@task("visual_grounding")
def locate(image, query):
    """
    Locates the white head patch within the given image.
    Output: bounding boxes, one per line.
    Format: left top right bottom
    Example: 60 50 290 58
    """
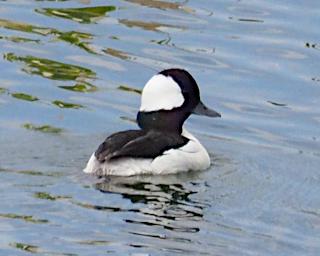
140 74 184 112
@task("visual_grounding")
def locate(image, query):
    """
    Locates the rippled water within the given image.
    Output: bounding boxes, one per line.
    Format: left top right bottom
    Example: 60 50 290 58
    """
1 0 320 255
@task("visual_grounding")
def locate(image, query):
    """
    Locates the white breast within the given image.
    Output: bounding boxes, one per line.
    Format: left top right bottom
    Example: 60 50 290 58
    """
83 128 210 176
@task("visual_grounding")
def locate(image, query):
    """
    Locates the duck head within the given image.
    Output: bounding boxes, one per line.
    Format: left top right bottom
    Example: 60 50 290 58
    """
137 69 221 133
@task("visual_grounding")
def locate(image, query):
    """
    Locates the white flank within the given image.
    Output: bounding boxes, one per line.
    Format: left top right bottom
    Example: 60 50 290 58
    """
140 74 184 112
150 128 210 174
83 153 153 176
83 128 211 176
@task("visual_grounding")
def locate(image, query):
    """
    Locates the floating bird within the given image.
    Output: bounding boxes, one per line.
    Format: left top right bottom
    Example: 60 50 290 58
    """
84 69 221 176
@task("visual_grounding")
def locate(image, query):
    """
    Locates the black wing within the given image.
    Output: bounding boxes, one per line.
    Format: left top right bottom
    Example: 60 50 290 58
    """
95 130 189 162
95 130 145 162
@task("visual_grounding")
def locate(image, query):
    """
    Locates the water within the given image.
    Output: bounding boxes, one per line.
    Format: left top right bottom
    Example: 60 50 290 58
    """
0 0 320 255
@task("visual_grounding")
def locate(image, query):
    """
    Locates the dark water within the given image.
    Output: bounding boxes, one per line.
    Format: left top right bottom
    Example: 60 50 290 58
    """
1 0 320 255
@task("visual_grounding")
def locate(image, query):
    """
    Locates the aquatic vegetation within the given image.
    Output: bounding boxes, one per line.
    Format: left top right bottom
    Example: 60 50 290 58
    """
4 53 96 81
119 19 180 31
0 89 39 102
54 30 95 54
23 123 63 133
18 170 63 177
52 100 83 109
103 48 131 60
124 0 194 13
59 82 97 92
0 19 95 53
118 85 142 94
0 35 40 43
125 0 181 10
36 6 116 24
78 240 110 245
0 168 63 177
18 170 44 176
10 242 39 253
34 191 70 201
0 18 51 36
34 192 57 200
0 213 48 223
11 92 39 102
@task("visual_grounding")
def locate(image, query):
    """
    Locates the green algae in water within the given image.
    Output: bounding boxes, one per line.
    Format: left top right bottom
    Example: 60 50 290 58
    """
18 170 63 177
36 6 116 24
56 30 95 54
103 48 131 60
59 82 97 92
10 242 39 253
34 192 56 200
18 170 44 176
4 53 96 81
0 168 62 177
0 35 40 43
118 85 141 94
0 18 51 36
23 123 63 133
124 0 194 13
52 100 83 109
11 92 39 102
34 192 70 201
119 19 179 31
0 213 48 224
102 48 134 60
0 19 96 54
125 0 181 10
54 30 96 54
78 240 111 245
0 87 7 94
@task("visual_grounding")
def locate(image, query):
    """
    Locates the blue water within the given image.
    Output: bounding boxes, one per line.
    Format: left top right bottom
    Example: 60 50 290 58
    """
0 0 320 255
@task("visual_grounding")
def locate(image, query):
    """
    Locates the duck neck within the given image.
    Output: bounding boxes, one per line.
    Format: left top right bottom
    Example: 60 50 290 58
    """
137 110 190 134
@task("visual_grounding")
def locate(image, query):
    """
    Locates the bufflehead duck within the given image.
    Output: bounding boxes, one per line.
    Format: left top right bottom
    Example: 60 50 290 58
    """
84 69 221 176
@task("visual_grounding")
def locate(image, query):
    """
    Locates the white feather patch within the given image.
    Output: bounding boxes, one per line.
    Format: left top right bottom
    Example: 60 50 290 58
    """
140 74 184 112
151 128 210 174
83 153 153 176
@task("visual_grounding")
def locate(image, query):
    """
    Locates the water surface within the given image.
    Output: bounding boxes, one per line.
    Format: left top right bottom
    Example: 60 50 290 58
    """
0 0 320 255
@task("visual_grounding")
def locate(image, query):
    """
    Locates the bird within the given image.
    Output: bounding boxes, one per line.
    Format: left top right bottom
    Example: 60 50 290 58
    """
83 68 221 176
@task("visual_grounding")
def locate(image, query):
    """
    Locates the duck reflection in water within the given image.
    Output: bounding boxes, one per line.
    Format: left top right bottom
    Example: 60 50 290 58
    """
95 173 206 233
